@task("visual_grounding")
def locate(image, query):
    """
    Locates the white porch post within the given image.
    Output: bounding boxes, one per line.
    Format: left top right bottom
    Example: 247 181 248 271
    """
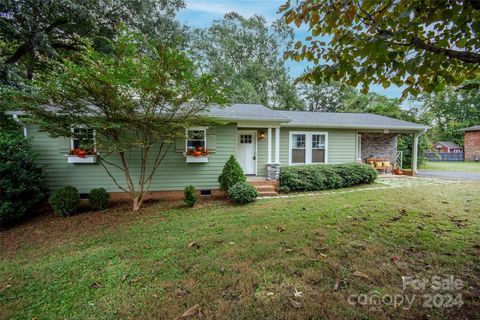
267 127 272 163
275 127 280 163
412 132 419 173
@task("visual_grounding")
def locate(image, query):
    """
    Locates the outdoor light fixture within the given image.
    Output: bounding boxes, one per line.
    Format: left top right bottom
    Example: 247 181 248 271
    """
259 131 266 140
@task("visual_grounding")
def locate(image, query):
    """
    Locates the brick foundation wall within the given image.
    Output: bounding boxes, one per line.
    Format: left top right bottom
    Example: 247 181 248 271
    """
361 133 398 164
109 189 226 202
464 131 480 161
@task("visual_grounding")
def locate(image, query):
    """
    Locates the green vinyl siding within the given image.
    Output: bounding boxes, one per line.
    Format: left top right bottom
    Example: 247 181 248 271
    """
28 124 237 193
29 124 357 193
279 127 356 165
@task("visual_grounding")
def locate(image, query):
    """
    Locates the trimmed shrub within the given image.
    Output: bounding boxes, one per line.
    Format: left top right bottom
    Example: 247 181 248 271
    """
280 163 377 192
228 181 258 205
0 132 46 225
218 155 246 191
88 188 110 211
49 186 80 216
184 185 197 207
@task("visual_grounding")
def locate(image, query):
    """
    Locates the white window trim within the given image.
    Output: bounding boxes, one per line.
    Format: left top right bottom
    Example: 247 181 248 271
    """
356 133 362 161
185 127 207 152
288 131 328 165
70 126 96 151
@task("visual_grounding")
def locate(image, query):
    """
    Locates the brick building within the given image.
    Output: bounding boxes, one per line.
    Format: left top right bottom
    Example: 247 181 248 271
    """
432 141 463 153
461 125 480 161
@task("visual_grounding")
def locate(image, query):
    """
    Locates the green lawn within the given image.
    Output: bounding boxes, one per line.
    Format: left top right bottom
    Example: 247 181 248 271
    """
1 181 479 319
422 161 480 172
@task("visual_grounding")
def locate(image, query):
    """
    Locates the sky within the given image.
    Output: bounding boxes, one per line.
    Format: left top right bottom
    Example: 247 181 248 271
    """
178 0 405 99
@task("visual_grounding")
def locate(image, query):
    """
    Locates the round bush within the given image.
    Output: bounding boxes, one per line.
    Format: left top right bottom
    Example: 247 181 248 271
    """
0 132 46 225
88 188 110 211
218 155 246 191
49 186 80 216
228 181 258 205
184 185 197 207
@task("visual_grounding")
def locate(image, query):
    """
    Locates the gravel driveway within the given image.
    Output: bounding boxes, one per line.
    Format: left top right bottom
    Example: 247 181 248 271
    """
417 170 480 181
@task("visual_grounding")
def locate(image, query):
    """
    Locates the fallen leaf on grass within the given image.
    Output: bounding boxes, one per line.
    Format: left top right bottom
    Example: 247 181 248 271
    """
175 289 189 297
293 288 303 298
181 304 201 318
449 217 468 228
391 256 399 264
418 223 426 230
285 248 294 253
89 282 102 289
390 216 401 221
289 299 302 309
333 281 340 291
353 271 370 280
399 208 408 216
188 242 200 249
277 226 286 232
0 284 11 292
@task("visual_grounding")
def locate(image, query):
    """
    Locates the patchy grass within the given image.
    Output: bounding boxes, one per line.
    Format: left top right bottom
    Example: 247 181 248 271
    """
1 182 479 319
422 161 480 172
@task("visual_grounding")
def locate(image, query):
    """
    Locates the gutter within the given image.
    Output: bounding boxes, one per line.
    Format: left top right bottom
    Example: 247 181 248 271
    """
279 123 430 131
12 114 28 137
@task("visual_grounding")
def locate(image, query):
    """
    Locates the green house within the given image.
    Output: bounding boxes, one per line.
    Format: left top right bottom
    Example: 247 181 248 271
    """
7 104 428 198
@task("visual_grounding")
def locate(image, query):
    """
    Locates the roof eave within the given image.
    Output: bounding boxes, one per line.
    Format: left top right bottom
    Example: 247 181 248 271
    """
280 123 430 131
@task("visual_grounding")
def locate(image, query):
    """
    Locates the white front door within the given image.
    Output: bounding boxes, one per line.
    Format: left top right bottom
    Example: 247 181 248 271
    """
236 130 256 175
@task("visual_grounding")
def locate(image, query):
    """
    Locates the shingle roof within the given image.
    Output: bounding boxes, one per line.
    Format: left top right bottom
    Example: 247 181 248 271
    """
207 104 289 121
460 125 480 132
435 141 463 149
275 110 429 130
208 104 429 130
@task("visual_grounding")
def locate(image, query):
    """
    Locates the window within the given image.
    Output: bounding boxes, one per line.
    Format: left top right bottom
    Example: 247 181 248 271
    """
311 134 326 163
240 134 252 144
71 128 95 151
291 134 306 164
289 132 328 165
186 128 207 151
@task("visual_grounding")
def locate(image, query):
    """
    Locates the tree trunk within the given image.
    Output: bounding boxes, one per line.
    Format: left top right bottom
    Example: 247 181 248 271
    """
132 194 144 212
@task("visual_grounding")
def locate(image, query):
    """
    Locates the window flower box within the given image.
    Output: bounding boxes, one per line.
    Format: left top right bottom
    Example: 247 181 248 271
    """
67 148 97 164
185 155 209 163
67 155 97 164
184 146 209 163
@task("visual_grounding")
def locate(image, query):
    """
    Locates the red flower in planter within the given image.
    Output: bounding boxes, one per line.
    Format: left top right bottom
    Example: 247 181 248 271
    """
69 148 96 158
186 146 209 157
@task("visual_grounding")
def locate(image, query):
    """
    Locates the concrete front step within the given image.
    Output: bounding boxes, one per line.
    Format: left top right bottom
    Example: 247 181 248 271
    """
255 185 276 192
247 179 278 187
258 191 279 197
247 179 279 196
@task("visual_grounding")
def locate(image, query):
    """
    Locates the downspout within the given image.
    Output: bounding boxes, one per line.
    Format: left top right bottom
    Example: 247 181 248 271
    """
12 114 27 137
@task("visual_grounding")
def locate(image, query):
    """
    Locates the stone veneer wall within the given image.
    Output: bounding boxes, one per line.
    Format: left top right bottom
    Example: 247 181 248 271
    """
464 130 480 161
361 133 398 164
266 163 281 180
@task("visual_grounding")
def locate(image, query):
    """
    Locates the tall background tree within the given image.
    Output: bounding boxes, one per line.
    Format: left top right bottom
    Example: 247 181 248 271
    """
190 12 304 110
280 0 480 97
418 87 480 145
0 0 185 83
